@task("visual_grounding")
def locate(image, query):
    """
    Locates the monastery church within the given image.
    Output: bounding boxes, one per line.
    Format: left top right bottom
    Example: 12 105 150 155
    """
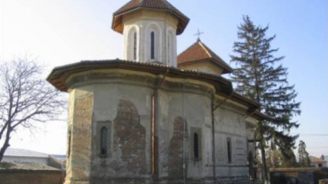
47 0 267 183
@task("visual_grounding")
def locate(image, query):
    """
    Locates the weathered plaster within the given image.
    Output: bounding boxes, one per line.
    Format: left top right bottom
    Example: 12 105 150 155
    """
63 69 256 184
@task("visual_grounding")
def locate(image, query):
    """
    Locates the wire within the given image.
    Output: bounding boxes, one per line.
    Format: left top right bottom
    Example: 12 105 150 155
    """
300 134 328 137
307 147 328 149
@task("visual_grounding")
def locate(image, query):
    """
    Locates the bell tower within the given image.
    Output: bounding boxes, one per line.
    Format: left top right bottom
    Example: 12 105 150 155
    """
112 0 189 67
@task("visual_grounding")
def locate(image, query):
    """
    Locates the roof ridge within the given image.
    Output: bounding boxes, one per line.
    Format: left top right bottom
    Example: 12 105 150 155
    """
177 40 233 74
198 41 213 59
198 41 233 72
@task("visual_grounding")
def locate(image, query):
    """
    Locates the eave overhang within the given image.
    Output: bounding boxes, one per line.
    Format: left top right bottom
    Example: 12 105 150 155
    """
47 59 231 93
47 59 269 121
112 7 189 35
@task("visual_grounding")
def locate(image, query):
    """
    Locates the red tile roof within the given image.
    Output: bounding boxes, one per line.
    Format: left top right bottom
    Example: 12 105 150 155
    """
177 40 233 74
112 0 189 35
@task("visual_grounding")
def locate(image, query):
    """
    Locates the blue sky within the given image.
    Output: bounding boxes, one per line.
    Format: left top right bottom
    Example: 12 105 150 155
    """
0 0 327 156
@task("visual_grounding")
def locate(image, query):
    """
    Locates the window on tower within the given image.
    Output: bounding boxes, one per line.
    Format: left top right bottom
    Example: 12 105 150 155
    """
151 31 155 60
133 32 137 60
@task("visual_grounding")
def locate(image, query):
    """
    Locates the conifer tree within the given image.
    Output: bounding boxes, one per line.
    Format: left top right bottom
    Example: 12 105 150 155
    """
230 16 301 180
298 140 310 167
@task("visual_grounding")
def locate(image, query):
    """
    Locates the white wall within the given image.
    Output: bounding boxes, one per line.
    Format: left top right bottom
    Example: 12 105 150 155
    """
122 10 178 66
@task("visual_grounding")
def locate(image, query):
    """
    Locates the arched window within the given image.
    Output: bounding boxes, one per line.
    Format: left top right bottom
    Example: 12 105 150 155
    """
150 31 155 60
193 133 199 160
146 24 161 62
127 27 138 61
133 32 137 60
167 30 175 65
100 127 108 155
168 32 171 63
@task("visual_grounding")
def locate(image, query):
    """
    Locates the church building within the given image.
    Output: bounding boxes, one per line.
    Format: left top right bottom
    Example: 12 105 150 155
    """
47 0 267 183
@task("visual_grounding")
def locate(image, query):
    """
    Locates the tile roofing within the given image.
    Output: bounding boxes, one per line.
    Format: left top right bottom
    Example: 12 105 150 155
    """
112 0 189 35
115 0 178 13
177 40 233 74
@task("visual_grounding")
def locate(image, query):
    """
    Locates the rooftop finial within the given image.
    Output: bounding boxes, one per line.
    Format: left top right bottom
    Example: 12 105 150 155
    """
194 29 204 41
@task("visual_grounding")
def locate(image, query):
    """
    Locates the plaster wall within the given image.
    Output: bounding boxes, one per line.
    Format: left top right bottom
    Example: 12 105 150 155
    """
90 83 153 180
157 89 213 181
65 80 154 184
122 10 178 66
63 69 254 184
214 106 249 180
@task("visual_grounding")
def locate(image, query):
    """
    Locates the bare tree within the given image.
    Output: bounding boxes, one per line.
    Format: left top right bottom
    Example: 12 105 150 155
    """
0 58 65 161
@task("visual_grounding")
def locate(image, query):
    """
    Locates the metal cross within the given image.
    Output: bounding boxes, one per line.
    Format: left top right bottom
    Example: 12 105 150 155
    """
194 29 204 41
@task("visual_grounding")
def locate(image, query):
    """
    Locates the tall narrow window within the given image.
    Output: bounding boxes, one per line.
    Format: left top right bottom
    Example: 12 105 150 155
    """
168 33 171 58
67 129 72 158
193 133 199 160
150 31 155 59
133 32 137 60
100 127 108 155
227 137 232 163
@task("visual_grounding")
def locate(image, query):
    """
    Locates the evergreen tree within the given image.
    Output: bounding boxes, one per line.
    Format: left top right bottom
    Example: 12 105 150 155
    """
230 16 301 180
298 140 310 167
280 148 297 167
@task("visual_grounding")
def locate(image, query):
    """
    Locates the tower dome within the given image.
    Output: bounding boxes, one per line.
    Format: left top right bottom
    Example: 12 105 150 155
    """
112 0 189 66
